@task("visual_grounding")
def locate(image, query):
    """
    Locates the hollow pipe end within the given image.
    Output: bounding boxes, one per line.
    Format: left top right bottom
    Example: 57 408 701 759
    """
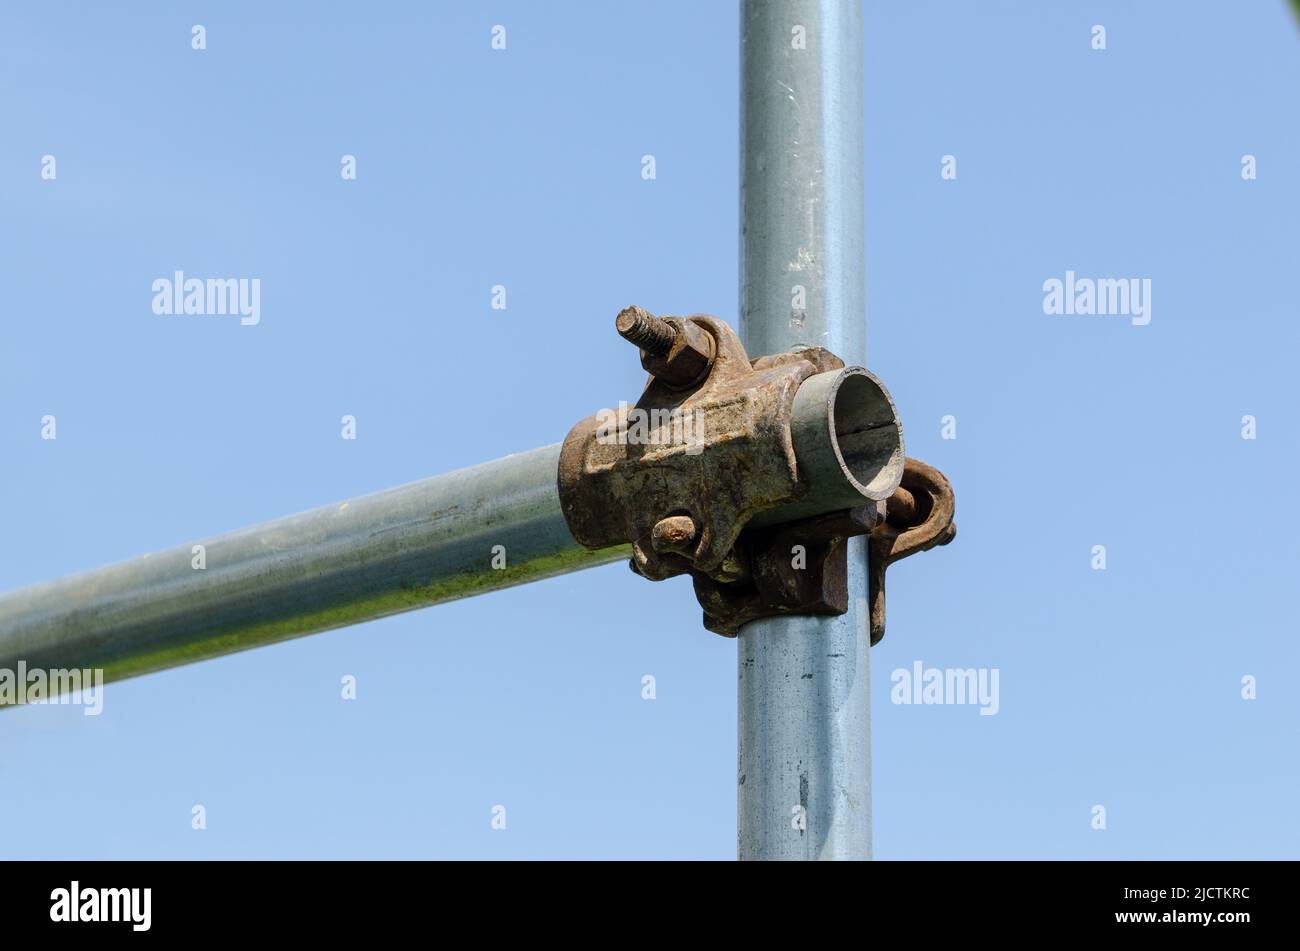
790 366 905 505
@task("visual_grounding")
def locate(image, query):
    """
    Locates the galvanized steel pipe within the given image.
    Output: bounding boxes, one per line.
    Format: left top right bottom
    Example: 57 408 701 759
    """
739 0 873 860
0 445 627 688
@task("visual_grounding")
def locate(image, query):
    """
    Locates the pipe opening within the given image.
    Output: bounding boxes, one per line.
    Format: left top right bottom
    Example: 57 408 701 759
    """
830 370 904 500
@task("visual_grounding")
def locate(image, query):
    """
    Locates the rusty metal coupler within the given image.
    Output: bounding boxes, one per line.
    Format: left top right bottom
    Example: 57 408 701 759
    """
558 306 955 641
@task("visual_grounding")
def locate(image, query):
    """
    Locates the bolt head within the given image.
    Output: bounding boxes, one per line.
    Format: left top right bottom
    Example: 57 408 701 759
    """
651 515 698 556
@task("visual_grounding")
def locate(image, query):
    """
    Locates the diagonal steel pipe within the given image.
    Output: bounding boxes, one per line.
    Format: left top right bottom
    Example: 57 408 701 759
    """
0 445 626 688
0 351 897 698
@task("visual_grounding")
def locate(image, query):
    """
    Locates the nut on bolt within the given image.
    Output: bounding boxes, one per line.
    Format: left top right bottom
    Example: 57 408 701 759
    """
615 305 716 388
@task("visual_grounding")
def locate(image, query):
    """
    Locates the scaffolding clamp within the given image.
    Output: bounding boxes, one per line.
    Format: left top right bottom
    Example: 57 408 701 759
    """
557 306 954 641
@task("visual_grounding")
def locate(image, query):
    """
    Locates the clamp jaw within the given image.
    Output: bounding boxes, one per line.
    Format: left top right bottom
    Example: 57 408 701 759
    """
558 306 954 642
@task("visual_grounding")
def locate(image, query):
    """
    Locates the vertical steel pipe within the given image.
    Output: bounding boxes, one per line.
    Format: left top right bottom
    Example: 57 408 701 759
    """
739 0 871 860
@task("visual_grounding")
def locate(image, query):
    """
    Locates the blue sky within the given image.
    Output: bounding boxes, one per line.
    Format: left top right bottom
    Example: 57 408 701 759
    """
2 1 1297 859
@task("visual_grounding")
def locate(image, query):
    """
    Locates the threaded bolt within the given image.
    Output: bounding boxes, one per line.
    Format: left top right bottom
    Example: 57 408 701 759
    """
615 305 677 356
